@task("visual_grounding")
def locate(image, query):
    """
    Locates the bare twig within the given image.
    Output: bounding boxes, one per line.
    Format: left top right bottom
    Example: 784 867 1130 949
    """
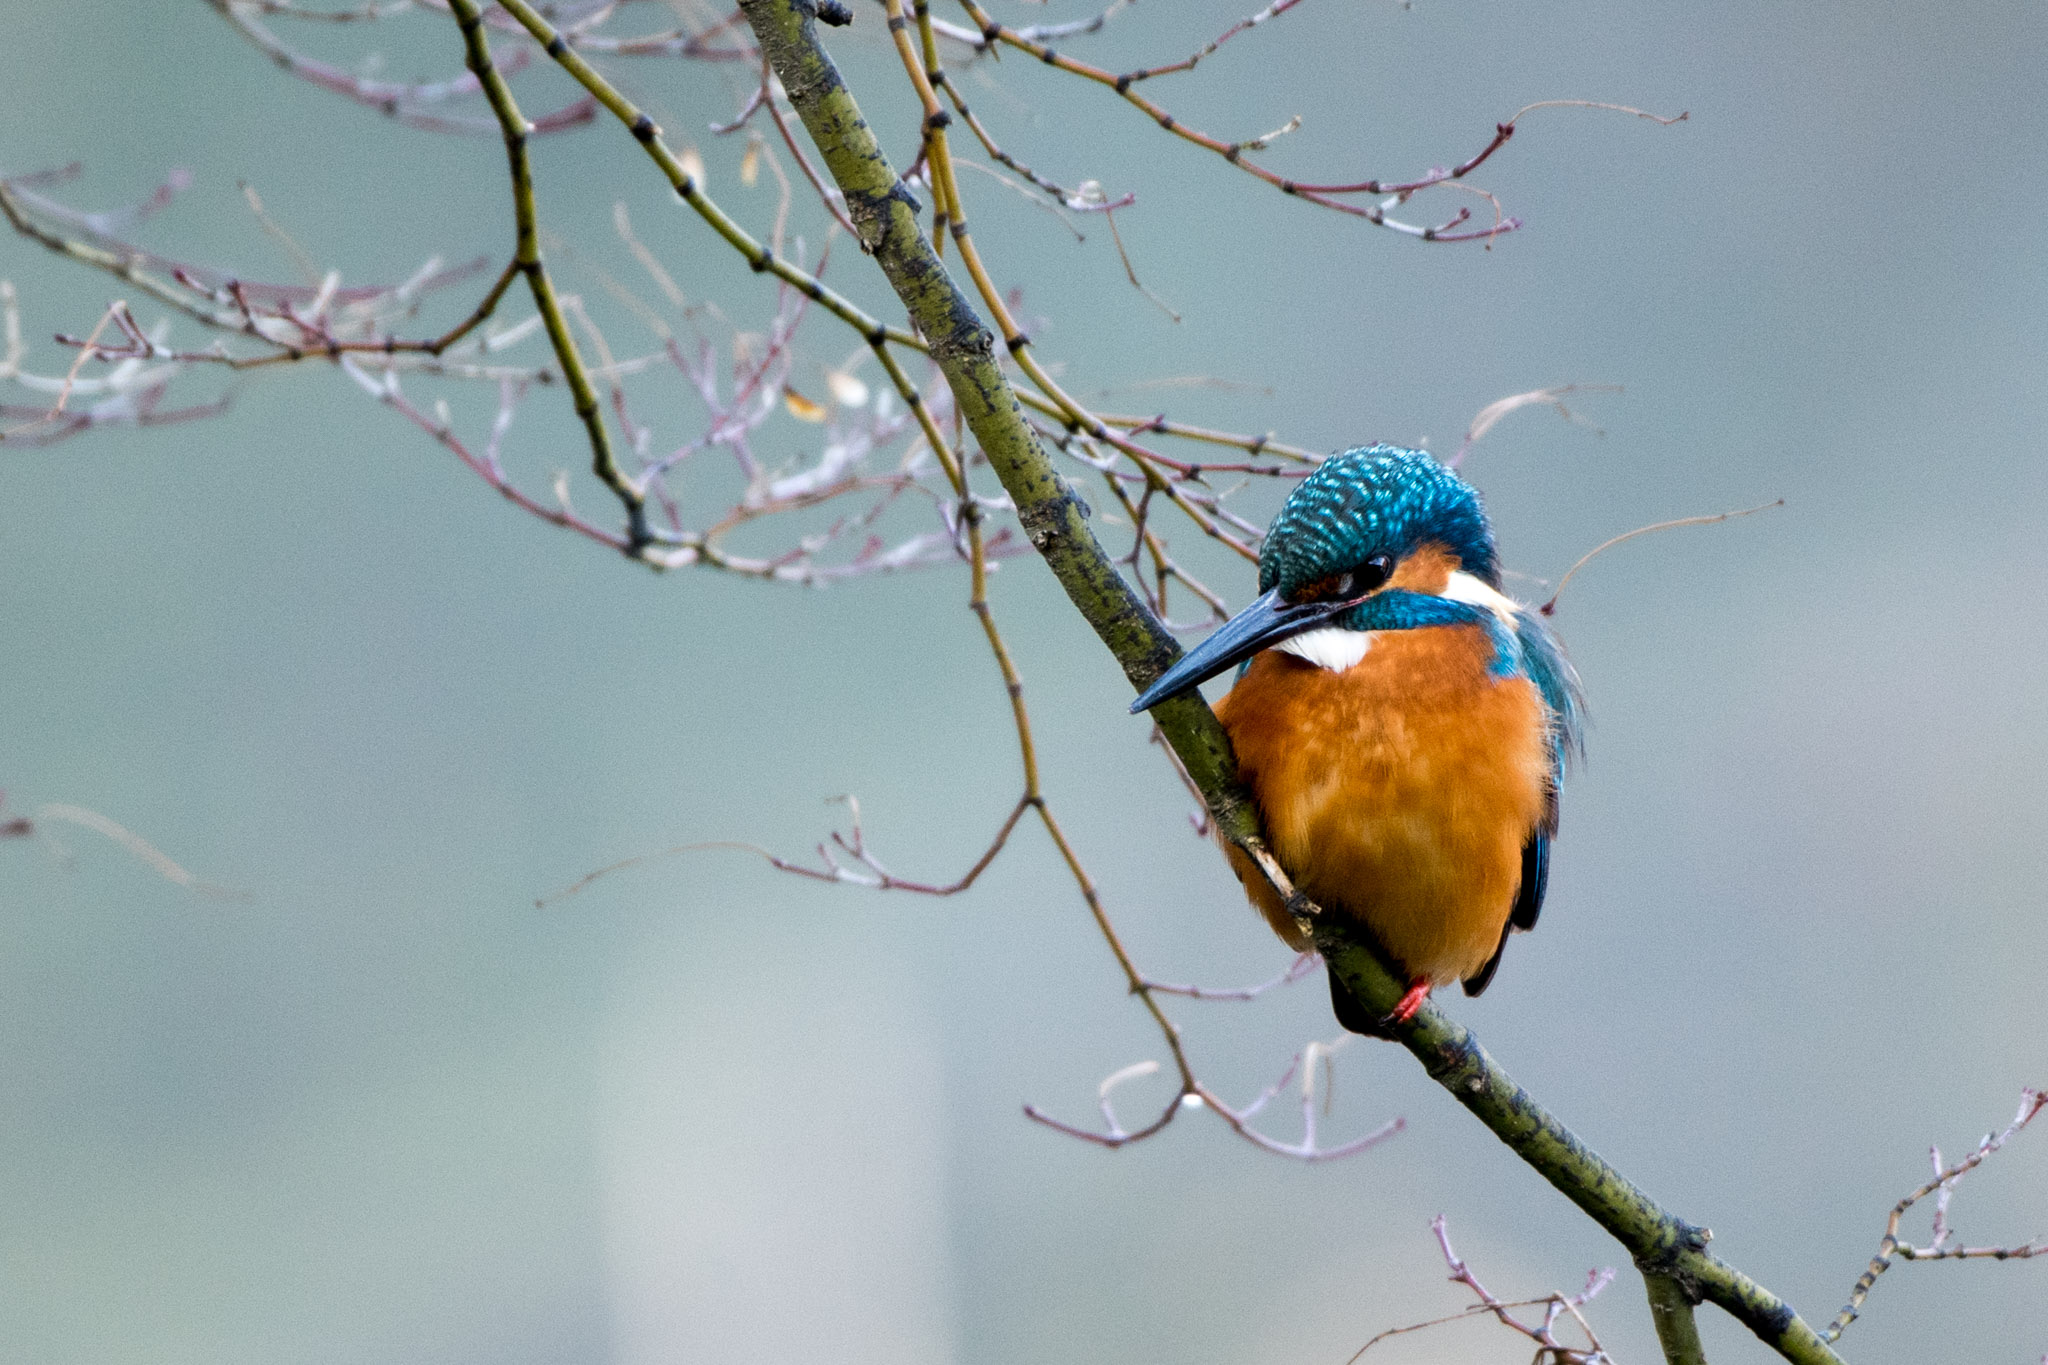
210 0 599 134
8 799 248 900
1345 1218 1616 1363
1539 500 1784 616
1450 382 1621 468
1824 1087 2048 1343
1139 951 1318 1001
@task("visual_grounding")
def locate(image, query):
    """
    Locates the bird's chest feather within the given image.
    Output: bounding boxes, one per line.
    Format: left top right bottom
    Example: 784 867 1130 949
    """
1214 622 1551 983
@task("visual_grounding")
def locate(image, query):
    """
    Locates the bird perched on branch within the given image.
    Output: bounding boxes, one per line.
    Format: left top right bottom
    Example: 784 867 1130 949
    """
1131 446 1582 1034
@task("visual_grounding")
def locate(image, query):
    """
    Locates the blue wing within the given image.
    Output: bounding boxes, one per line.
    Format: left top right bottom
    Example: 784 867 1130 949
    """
1463 609 1584 996
1515 607 1586 775
1508 606 1582 930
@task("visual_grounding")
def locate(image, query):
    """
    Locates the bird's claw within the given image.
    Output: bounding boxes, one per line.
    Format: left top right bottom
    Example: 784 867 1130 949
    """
1381 978 1432 1027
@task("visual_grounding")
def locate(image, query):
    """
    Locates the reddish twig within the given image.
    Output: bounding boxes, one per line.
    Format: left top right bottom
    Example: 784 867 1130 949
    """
1140 950 1318 1001
210 0 598 134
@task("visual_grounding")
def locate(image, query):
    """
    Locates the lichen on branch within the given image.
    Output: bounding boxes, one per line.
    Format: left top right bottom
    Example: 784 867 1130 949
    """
731 0 1847 1360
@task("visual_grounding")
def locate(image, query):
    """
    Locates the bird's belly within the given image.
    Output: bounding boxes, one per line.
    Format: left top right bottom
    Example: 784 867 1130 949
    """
1214 626 1551 986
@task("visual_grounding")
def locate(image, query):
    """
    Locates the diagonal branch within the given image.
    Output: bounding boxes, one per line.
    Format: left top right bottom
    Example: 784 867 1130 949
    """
734 0 1254 831
1320 931 1844 1364
734 2 1847 1360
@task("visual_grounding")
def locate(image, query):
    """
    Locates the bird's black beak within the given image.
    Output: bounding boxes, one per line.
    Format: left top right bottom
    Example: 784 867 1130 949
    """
1129 587 1354 713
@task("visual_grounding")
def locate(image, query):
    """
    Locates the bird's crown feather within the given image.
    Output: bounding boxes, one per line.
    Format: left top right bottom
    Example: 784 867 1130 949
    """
1259 446 1498 595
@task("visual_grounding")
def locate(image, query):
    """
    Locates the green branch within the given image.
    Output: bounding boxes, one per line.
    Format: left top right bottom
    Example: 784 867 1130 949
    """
1648 1270 1710 1365
448 0 648 550
1338 920 1840 1360
452 0 1308 501
728 1 1852 1360
733 0 1259 845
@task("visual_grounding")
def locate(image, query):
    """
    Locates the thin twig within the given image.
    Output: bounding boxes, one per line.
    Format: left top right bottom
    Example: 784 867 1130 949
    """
1823 1088 2048 1343
1539 500 1783 615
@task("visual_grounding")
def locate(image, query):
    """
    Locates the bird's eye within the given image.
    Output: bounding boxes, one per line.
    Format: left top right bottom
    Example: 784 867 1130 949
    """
1355 553 1394 592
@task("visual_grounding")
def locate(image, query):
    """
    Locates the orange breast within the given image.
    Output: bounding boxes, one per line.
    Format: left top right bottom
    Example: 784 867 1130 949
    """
1213 622 1551 987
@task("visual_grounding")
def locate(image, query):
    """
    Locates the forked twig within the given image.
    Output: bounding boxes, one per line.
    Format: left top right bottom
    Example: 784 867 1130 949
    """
1346 1217 1615 1363
1823 1088 2048 1343
534 794 1030 907
1025 1031 1403 1162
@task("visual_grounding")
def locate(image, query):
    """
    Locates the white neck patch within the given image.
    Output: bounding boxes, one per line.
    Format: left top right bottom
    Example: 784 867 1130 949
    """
1269 571 1522 674
1276 626 1372 672
1439 570 1520 623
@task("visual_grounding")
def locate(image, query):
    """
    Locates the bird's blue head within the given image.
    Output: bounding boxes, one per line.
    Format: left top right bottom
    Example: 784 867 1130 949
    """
1257 445 1498 598
1131 446 1509 712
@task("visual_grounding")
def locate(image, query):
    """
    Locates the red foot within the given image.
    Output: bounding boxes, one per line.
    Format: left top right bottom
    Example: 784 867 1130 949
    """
1384 978 1432 1026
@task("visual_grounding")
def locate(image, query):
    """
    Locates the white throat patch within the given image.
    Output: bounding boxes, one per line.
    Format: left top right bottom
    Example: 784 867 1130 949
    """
1276 626 1372 672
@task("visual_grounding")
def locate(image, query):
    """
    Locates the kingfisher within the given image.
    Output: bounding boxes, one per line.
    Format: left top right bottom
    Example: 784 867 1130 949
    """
1131 446 1582 1034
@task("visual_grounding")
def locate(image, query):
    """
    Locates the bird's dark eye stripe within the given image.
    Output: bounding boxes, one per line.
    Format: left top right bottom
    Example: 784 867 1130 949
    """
1291 573 1348 602
1292 553 1394 604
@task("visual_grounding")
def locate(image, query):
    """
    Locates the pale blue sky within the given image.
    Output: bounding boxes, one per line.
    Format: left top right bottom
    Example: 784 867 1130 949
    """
3 2 2044 1362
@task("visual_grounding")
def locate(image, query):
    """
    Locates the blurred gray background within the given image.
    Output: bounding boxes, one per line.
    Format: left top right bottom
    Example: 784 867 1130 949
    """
3 1 2044 1362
